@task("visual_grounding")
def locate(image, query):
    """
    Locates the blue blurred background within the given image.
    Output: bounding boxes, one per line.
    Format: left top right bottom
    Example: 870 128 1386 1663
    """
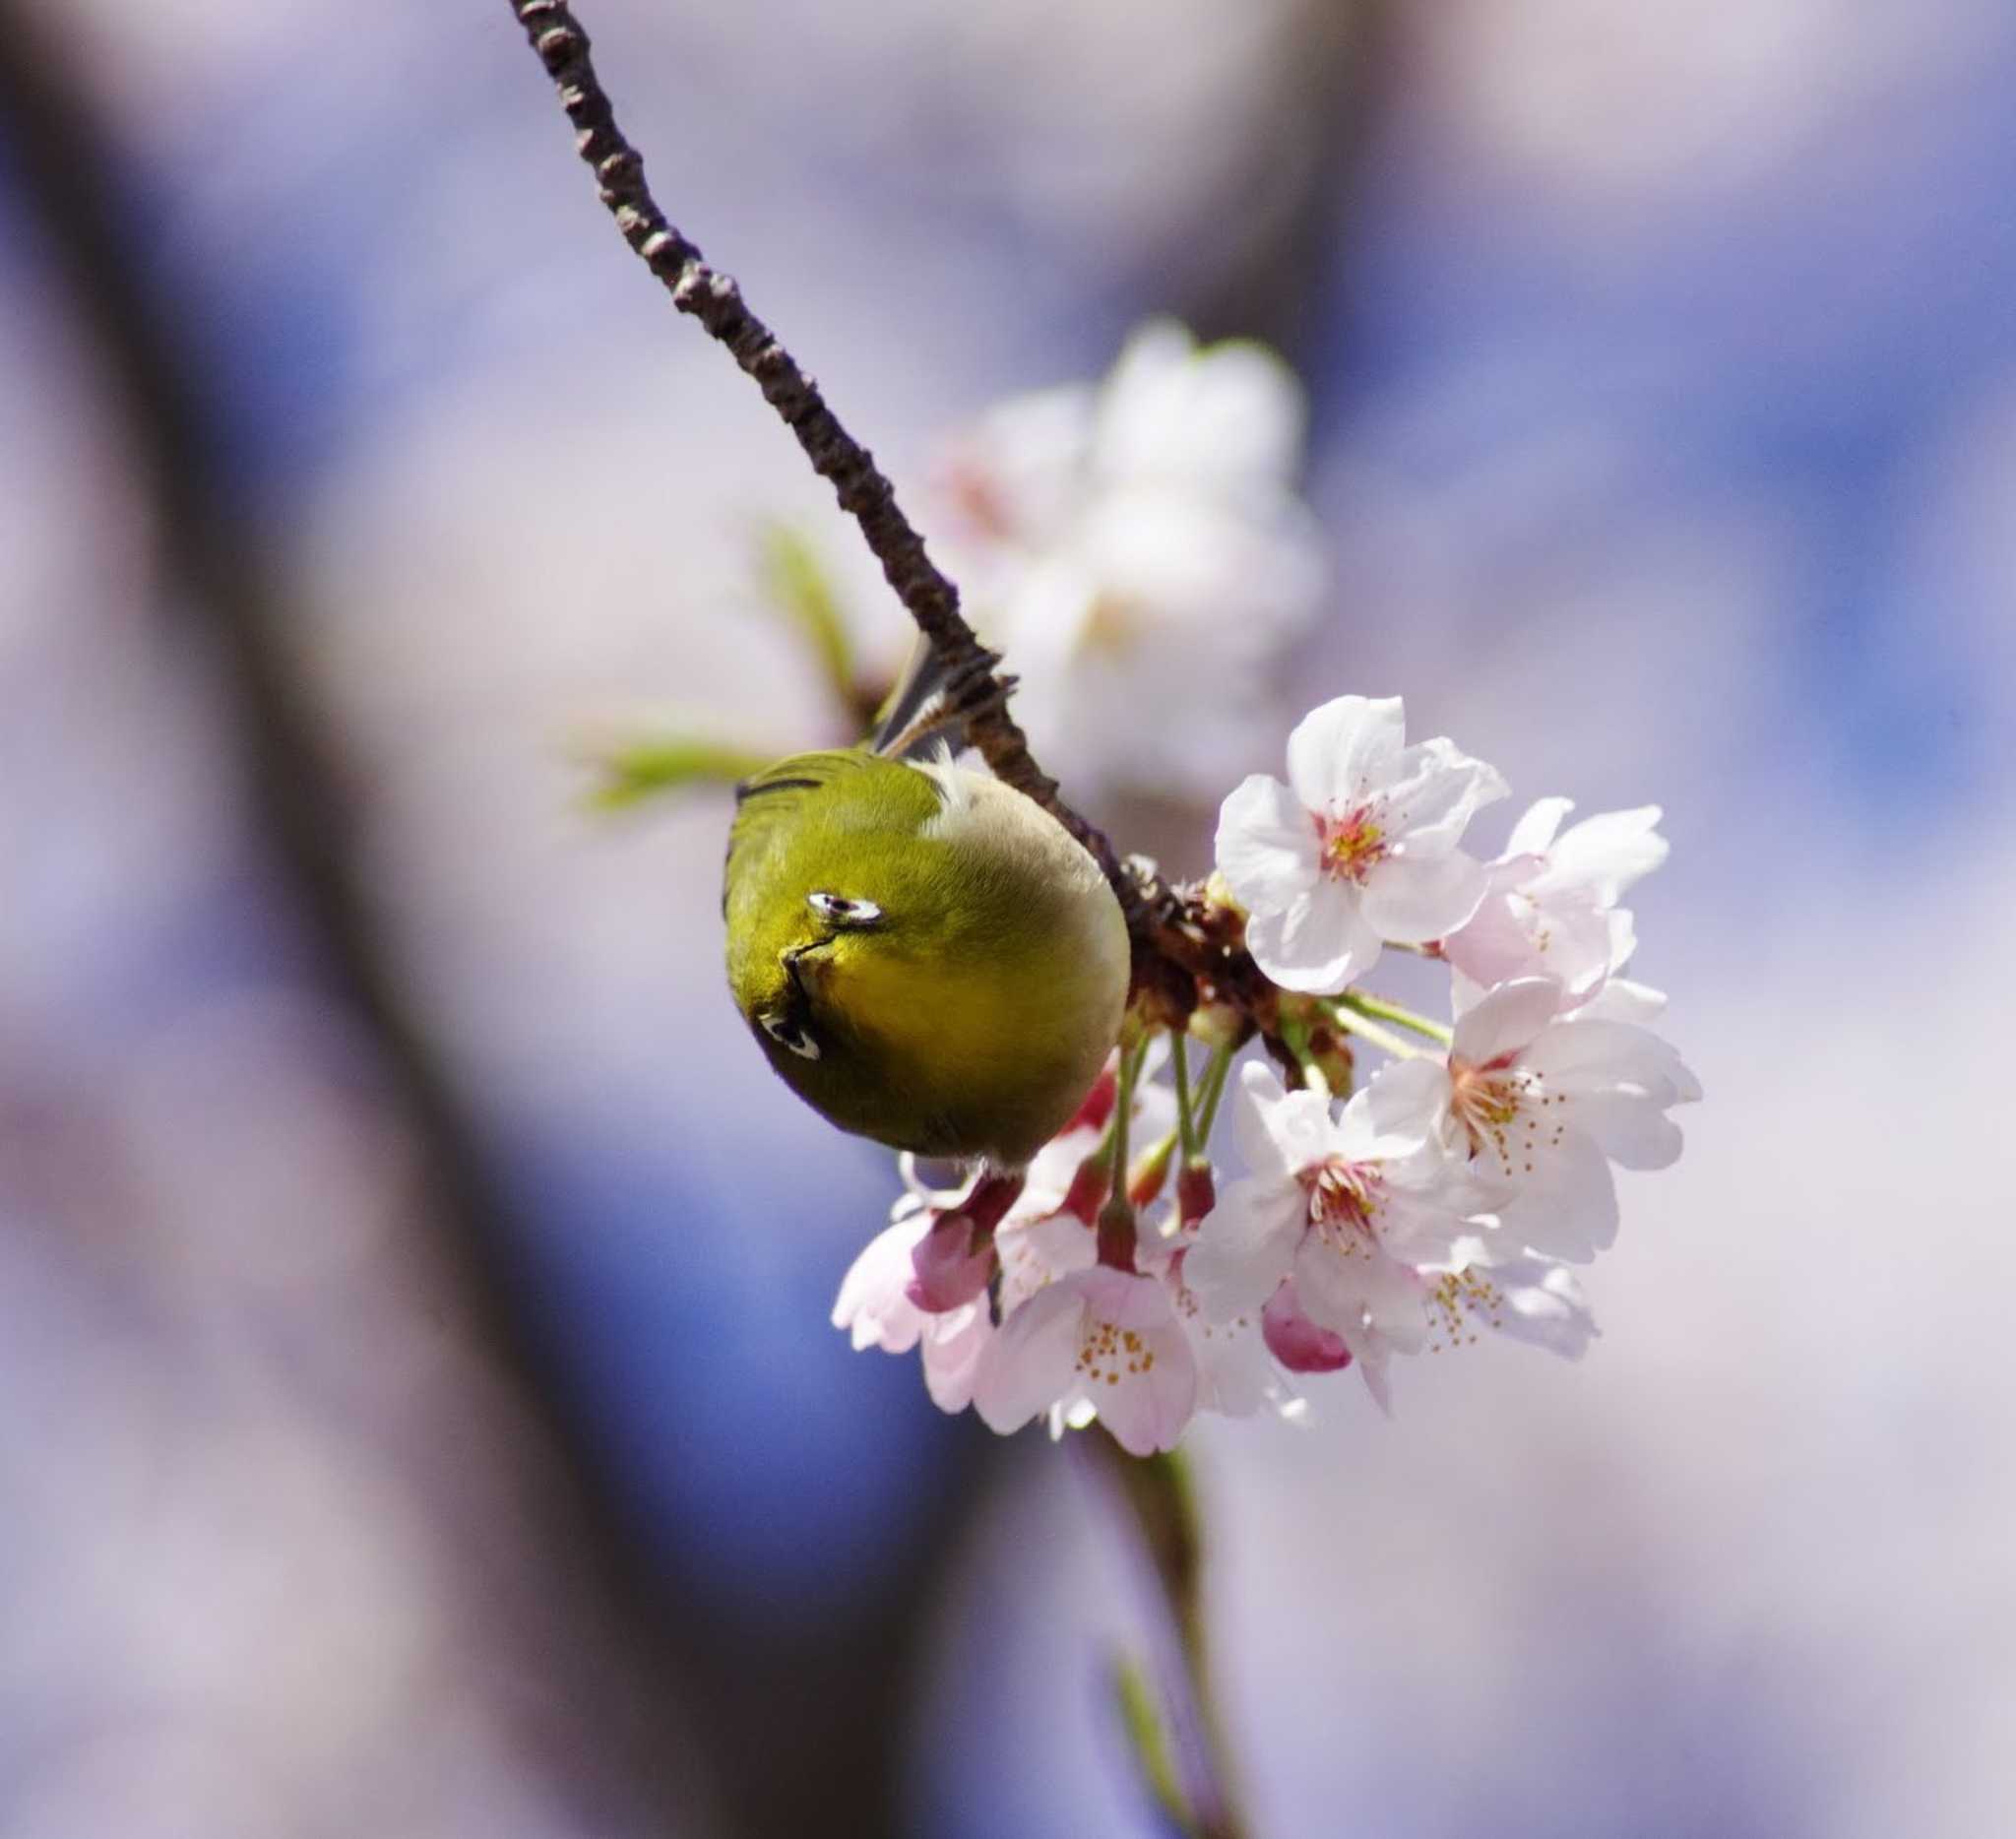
3 2 2012 1834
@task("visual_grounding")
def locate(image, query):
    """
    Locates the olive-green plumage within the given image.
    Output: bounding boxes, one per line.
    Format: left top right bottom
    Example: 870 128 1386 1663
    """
724 749 1129 1168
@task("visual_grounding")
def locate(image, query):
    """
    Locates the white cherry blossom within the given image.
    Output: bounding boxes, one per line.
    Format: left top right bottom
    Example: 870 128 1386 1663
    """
1412 977 1702 1262
1441 798 1669 1000
1184 1060 1496 1398
1217 695 1507 993
972 1265 1198 1457
1139 1236 1297 1421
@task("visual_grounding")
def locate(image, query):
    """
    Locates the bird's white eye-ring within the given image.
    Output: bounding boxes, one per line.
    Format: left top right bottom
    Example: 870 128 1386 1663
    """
759 1011 821 1060
808 892 882 926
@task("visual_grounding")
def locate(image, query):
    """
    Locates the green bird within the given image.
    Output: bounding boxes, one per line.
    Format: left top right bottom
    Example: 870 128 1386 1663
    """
723 665 1130 1170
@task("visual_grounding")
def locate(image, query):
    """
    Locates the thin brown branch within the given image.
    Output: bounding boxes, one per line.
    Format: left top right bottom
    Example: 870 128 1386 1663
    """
507 0 1148 926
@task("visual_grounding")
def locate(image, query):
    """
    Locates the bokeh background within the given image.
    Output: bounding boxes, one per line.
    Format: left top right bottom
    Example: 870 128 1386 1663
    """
4 2 2013 1835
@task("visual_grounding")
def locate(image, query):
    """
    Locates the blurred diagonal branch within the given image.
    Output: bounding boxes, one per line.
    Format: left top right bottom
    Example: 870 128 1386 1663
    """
505 0 1150 921
0 7 722 1829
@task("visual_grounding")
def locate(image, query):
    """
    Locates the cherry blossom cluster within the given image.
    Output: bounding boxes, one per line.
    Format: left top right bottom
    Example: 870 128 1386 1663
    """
835 693 1698 1454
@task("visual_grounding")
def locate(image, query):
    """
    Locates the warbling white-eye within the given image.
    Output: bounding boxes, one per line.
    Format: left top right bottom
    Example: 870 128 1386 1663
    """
723 661 1130 1169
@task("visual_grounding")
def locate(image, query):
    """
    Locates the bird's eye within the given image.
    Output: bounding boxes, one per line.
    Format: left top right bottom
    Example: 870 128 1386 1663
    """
808 891 882 927
758 1010 821 1060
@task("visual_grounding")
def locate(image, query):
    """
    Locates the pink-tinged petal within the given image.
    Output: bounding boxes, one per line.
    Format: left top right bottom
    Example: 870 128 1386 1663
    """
1178 1291 1278 1418
1231 1060 1332 1176
921 1305 992 1411
1370 1184 1476 1269
1089 1316 1199 1455
1296 1238 1427 1354
1523 1019 1698 1105
1604 908 1639 977
1505 796 1574 857
1357 1056 1453 1148
1261 1280 1353 1372
1522 891 1618 999
1566 1091 1685 1170
1285 695 1406 812
1376 738 1508 850
997 1211 1098 1312
1359 849 1490 944
1215 775 1318 912
1352 1343 1395 1415
1572 977 1667 1024
1538 805 1668 903
908 1211 997 1312
1483 1257 1599 1360
972 1285 1086 1433
1439 883 1541 989
1333 1071 1438 1166
1183 1176 1306 1318
832 1218 929 1353
1496 1128 1619 1261
1245 879 1380 993
1450 978 1567 1065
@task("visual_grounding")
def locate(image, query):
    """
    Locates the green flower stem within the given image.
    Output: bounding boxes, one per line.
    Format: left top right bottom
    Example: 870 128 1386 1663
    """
1088 1437 1250 1839
1109 1038 1152 1192
1325 1003 1423 1061
1170 1033 1200 1163
1335 986 1453 1046
1192 1045 1235 1146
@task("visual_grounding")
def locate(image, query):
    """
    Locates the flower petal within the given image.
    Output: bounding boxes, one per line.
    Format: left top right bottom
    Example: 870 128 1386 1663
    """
1358 1056 1452 1148
1230 1060 1333 1176
1359 848 1490 944
1261 1280 1353 1373
1377 737 1509 851
832 1217 929 1353
1524 1019 1699 1106
1496 1126 1619 1261
1184 1175 1308 1317
1451 977 1567 1065
1285 695 1406 813
1537 805 1668 904
1215 774 1318 912
921 1305 992 1410
973 1285 1086 1434
1483 1256 1599 1360
1505 796 1574 857
1245 878 1380 993
1566 1091 1685 1170
1574 976 1668 1024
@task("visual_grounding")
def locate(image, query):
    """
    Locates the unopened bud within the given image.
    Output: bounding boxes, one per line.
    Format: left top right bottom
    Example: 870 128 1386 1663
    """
1057 1149 1113 1226
1127 1133 1175 1208
1176 1160 1216 1228
1063 1067 1119 1138
1262 1283 1352 1373
1187 1000 1242 1053
1096 1196 1139 1274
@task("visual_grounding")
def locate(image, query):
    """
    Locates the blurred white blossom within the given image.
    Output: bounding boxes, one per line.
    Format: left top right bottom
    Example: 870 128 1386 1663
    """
936 320 1327 797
